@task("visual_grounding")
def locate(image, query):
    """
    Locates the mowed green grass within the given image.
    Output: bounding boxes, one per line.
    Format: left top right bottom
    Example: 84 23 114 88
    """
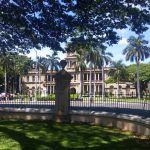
0 120 149 150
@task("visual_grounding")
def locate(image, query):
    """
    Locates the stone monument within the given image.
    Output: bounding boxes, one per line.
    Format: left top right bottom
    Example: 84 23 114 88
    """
53 60 73 122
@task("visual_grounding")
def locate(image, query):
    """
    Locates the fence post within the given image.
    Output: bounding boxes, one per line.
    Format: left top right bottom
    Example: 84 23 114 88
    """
53 60 73 122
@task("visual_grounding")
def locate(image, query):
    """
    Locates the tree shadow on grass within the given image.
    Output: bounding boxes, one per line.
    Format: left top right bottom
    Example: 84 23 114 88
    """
0 121 149 150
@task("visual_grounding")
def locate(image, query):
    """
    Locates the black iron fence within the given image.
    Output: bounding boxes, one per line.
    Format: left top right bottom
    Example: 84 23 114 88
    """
0 93 150 117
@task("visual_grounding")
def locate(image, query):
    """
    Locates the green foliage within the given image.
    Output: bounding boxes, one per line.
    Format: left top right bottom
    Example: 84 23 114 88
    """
123 35 150 99
127 63 150 92
123 35 150 62
0 53 33 93
44 53 60 71
70 93 80 100
108 60 128 83
127 64 150 82
105 77 115 84
37 94 55 101
1 1 150 53
36 94 80 101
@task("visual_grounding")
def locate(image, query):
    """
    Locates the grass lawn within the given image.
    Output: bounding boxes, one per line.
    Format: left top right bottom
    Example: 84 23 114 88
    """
0 120 149 150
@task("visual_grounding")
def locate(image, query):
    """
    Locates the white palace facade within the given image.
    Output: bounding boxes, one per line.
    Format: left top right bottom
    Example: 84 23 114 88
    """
22 53 136 96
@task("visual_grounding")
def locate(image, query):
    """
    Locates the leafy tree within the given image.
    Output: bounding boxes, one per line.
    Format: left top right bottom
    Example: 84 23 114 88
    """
14 55 33 93
0 53 33 94
1 1 150 53
123 35 150 99
0 67 4 93
127 64 150 94
0 53 15 94
108 60 128 97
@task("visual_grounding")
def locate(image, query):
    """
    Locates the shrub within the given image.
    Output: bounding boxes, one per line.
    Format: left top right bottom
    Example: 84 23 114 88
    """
37 94 55 101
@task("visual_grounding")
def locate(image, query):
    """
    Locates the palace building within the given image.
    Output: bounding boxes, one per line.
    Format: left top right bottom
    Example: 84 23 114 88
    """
22 53 136 96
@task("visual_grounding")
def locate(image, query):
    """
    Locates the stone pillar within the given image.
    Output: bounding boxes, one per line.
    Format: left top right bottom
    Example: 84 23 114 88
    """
53 60 73 122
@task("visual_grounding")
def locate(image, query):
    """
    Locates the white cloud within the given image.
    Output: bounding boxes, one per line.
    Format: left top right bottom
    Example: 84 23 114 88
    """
26 47 65 60
118 38 128 45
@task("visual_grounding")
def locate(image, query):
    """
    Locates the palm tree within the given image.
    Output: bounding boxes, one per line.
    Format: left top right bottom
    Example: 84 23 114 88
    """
43 52 60 94
73 50 87 97
36 56 48 95
108 60 128 98
94 46 113 99
123 35 150 99
14 55 33 94
0 53 15 95
86 44 113 99
86 47 95 99
86 47 101 100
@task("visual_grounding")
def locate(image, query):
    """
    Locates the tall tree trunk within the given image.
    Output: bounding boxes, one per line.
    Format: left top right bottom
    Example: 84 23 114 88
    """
93 66 96 100
116 70 120 98
89 62 92 101
50 70 52 95
38 69 41 95
4 67 7 94
117 79 119 98
19 74 21 94
4 67 7 100
102 66 105 100
136 61 140 99
45 74 48 96
79 68 83 97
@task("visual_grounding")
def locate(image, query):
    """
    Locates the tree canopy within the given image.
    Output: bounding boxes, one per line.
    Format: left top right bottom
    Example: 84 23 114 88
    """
0 53 33 93
123 35 150 62
123 35 150 98
1 0 150 53
107 60 128 83
127 64 150 82
127 63 150 92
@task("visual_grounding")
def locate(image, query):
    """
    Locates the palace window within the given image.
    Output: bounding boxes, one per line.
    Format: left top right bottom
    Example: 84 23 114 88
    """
74 74 76 81
126 85 130 95
32 76 35 82
119 85 122 95
27 76 29 82
48 75 51 81
91 73 94 80
96 74 99 80
48 86 50 94
109 85 114 94
99 73 102 80
45 75 47 81
84 85 89 94
84 73 88 81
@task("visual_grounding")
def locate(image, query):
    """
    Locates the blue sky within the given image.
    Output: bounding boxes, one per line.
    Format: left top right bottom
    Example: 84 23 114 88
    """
27 28 150 66
106 27 150 65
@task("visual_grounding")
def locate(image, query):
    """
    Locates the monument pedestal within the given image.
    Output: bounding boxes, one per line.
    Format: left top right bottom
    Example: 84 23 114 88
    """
53 60 72 123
